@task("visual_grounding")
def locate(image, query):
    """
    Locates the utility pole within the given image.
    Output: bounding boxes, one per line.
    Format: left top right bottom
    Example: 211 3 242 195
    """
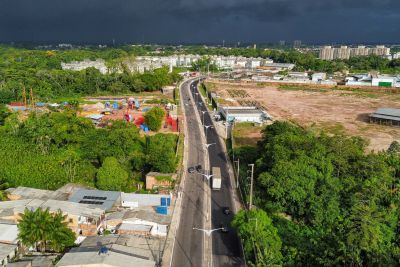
236 158 240 188
248 164 254 209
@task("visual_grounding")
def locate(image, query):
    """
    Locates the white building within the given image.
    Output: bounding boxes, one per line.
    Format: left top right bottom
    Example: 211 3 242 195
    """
372 76 397 87
219 106 271 123
312 73 327 82
61 59 108 74
320 45 391 60
121 193 171 209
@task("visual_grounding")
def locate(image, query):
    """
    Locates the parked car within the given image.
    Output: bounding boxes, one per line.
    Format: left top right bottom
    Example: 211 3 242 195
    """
196 165 202 172
222 207 230 215
188 167 195 173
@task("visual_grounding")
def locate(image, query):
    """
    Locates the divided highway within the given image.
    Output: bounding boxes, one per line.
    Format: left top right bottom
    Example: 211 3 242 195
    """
171 78 244 267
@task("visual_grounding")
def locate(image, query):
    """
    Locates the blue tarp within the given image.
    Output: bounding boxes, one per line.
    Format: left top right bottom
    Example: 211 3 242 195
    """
10 107 30 111
156 206 168 215
112 103 119 109
36 102 46 107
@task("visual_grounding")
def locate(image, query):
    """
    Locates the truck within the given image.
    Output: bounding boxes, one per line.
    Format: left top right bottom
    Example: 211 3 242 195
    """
212 167 222 190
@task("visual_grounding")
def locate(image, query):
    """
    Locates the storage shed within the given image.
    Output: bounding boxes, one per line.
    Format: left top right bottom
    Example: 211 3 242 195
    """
219 106 271 123
369 108 400 126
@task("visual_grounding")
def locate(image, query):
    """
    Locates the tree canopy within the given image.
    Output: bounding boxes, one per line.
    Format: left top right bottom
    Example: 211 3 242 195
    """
144 107 165 131
0 46 182 103
18 208 76 252
233 209 282 267
0 111 177 191
233 121 400 266
96 157 129 191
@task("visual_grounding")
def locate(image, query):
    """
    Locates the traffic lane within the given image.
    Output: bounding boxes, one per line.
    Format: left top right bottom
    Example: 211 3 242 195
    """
191 84 244 265
172 82 202 267
171 81 206 267
175 81 205 266
203 108 243 263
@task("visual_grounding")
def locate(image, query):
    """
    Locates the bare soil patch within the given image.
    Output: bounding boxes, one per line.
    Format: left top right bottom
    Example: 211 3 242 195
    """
207 80 400 151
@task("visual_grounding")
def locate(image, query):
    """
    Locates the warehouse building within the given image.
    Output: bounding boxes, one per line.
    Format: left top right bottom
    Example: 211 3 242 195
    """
369 108 400 126
219 106 271 123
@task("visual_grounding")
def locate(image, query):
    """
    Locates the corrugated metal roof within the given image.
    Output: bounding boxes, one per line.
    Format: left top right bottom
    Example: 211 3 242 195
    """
118 223 152 232
370 108 400 122
121 193 170 207
68 189 121 211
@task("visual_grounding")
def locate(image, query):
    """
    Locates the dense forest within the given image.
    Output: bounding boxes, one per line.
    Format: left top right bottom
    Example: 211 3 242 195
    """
0 46 182 103
233 121 400 266
0 110 178 191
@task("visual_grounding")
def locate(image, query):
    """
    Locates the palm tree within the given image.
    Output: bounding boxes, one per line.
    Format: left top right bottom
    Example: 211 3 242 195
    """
18 208 76 253
18 208 53 252
47 210 76 252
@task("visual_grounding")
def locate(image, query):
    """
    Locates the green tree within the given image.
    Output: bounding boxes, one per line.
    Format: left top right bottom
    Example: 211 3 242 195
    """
191 57 218 72
232 209 282 267
47 211 76 252
0 177 9 200
96 157 129 191
18 208 74 252
0 105 10 126
146 134 177 173
144 107 165 131
388 141 400 154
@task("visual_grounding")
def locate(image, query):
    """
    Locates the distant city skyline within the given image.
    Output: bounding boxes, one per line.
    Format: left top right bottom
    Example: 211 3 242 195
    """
1 0 400 44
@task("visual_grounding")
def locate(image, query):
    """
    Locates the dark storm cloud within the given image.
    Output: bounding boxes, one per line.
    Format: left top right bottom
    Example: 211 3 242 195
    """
0 0 400 43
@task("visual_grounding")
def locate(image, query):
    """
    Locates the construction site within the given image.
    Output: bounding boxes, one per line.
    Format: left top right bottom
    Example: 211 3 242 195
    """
79 95 179 134
206 79 400 151
6 88 180 134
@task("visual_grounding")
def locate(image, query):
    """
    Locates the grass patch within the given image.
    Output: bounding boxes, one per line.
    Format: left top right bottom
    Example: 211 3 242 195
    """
232 122 263 148
309 121 346 136
199 83 208 98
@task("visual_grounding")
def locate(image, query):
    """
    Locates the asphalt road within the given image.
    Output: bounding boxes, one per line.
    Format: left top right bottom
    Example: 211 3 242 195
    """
171 79 244 267
171 79 207 267
191 80 244 267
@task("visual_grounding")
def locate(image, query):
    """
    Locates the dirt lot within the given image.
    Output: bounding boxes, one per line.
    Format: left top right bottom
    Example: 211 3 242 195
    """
207 80 400 151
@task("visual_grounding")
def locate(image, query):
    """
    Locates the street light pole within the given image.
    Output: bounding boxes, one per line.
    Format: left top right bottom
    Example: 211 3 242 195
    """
193 227 224 237
233 158 240 188
248 164 254 209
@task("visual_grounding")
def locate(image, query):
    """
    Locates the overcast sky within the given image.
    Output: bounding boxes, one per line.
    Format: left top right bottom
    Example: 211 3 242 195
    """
1 0 400 44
